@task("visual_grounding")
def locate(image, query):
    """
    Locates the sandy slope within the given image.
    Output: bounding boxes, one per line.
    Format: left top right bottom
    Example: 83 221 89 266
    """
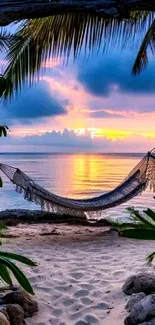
2 224 155 325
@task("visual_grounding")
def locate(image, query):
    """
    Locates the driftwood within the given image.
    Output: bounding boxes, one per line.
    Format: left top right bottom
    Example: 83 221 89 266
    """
0 0 155 26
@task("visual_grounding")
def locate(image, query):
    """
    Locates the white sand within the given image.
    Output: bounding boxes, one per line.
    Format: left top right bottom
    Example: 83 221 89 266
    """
2 223 155 325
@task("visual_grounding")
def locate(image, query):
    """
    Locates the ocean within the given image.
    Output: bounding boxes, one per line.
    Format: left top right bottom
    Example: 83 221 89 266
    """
0 153 154 219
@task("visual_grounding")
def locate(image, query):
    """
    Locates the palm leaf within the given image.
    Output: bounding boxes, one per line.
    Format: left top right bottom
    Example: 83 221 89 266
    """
126 207 155 229
0 263 12 285
143 208 155 225
0 257 34 295
0 252 37 267
0 126 9 137
111 221 150 232
146 252 155 263
120 228 155 239
0 29 11 52
132 18 155 75
110 207 155 238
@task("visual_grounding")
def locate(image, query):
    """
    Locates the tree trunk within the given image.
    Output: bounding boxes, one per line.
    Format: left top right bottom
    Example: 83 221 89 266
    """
0 0 155 26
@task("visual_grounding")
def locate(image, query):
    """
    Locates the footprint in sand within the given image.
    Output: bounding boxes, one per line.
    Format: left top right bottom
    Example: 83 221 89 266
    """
61 297 75 306
93 302 109 310
69 272 84 280
85 314 99 324
52 308 63 317
70 303 84 312
80 297 92 305
80 284 94 290
74 290 89 298
74 321 89 325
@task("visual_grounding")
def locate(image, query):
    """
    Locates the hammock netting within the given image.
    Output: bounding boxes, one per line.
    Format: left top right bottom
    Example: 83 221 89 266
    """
0 149 155 219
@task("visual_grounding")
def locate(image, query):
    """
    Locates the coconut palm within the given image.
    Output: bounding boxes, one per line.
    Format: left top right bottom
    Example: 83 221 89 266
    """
2 11 154 99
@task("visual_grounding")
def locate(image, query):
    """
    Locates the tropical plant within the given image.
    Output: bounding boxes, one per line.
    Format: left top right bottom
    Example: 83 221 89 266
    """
2 11 154 99
110 206 155 239
110 206 155 263
0 252 37 295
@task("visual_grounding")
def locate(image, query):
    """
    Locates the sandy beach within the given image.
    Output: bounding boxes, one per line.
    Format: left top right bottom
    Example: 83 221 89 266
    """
1 223 155 325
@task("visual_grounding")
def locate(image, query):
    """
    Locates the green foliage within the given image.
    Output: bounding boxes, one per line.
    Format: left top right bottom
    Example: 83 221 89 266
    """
110 206 155 262
132 19 155 75
0 125 9 137
0 76 13 98
111 206 155 239
0 76 6 97
0 252 37 295
2 11 154 99
0 29 12 52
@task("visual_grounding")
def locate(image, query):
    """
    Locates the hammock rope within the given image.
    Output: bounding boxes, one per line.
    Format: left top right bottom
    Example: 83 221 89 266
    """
0 150 155 219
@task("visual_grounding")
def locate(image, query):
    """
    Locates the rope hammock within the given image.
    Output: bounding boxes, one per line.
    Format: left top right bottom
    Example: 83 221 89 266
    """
0 149 155 219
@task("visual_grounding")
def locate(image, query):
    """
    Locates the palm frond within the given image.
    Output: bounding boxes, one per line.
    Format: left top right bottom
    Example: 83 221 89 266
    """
0 29 11 52
3 11 154 99
126 207 155 229
120 228 155 240
146 252 155 263
132 18 155 74
110 206 155 237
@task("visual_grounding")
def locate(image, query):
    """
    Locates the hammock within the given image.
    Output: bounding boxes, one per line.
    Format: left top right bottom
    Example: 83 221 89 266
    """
0 149 155 219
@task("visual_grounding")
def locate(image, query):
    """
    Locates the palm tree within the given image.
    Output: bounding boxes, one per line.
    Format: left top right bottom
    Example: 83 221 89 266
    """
1 11 154 99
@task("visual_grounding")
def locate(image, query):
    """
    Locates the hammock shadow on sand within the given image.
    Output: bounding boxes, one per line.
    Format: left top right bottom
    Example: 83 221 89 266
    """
0 149 155 220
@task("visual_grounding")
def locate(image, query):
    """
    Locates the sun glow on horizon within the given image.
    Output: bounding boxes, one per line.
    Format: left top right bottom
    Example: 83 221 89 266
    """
10 127 155 146
74 128 132 141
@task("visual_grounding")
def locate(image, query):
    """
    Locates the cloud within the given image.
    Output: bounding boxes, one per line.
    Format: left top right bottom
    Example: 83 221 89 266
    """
87 109 123 119
1 81 67 125
77 53 155 102
2 128 155 153
21 129 94 147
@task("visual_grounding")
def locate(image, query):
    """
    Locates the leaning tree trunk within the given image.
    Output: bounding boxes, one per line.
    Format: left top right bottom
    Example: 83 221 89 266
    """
0 0 155 25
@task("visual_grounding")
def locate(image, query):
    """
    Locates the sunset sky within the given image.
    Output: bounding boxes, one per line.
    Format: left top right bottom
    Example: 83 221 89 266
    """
0 28 155 153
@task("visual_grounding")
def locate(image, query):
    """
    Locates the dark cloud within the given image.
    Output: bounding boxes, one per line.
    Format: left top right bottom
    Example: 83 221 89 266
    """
2 81 67 124
77 54 155 100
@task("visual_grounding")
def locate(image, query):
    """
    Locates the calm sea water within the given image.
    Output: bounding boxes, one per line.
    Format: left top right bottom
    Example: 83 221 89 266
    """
0 153 154 219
